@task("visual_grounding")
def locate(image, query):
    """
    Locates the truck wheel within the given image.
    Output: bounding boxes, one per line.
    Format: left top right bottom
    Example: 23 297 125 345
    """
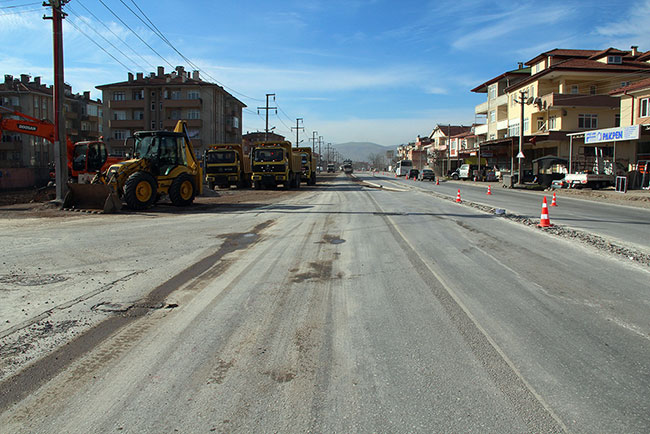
124 171 157 210
308 173 316 185
452 173 459 180
169 173 195 206
295 174 301 189
254 180 261 189
208 180 215 190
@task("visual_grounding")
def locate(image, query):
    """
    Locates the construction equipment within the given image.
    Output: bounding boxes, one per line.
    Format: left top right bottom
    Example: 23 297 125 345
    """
204 143 251 189
251 141 302 189
0 107 121 181
64 120 203 212
294 147 317 185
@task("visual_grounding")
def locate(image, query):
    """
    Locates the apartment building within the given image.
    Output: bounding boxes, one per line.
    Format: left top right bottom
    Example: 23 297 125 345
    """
471 47 650 173
96 66 246 157
0 74 102 189
426 124 472 175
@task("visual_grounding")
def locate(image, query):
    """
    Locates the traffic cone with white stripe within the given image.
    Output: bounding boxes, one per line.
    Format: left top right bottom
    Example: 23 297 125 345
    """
537 196 553 228
456 189 462 203
487 185 492 195
550 191 558 207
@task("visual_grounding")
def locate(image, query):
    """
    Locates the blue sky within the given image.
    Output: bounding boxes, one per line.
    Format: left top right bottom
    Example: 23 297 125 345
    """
1 0 649 146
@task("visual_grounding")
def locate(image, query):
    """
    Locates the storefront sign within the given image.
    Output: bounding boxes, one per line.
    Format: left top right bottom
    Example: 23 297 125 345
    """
585 125 640 144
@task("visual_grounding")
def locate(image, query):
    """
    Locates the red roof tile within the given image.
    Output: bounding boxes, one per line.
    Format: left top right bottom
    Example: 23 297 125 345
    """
610 77 650 95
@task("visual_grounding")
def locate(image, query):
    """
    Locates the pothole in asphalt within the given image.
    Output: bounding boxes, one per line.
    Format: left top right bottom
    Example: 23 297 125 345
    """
0 274 68 286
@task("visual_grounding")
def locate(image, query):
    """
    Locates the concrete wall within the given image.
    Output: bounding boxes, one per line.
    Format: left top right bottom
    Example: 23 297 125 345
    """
0 168 50 190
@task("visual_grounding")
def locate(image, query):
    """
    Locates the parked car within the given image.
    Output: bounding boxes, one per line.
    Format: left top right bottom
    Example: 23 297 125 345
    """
407 169 419 179
418 168 435 181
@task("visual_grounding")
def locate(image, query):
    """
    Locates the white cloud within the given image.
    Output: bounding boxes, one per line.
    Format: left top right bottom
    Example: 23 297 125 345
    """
594 0 650 48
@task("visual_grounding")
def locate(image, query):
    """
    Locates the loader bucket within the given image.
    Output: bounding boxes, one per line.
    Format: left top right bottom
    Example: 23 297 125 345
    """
63 183 122 213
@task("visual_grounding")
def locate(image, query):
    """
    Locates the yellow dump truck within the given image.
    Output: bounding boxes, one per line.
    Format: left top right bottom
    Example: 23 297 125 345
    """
251 141 302 189
204 143 251 189
294 147 317 186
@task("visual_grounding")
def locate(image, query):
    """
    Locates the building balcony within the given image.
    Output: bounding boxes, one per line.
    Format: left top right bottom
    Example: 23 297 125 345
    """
475 94 508 115
108 99 146 109
163 119 202 128
474 124 488 135
539 93 619 111
109 119 146 129
497 119 510 131
162 99 201 109
65 111 78 119
475 100 488 115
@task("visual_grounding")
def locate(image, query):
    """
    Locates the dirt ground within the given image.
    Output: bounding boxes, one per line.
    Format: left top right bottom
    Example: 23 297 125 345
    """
0 174 340 218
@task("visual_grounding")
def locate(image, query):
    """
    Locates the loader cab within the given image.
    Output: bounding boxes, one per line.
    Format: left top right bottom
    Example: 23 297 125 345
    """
130 132 188 176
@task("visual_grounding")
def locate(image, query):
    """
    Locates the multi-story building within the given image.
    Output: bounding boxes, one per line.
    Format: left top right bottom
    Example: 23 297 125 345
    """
1 74 102 189
471 46 650 173
96 66 246 157
427 124 472 175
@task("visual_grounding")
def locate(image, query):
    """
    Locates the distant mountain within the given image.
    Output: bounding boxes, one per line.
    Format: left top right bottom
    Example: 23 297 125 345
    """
332 142 397 163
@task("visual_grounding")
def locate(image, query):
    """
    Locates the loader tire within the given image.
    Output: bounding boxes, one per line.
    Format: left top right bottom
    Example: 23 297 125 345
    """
124 171 157 210
254 180 261 190
169 173 196 207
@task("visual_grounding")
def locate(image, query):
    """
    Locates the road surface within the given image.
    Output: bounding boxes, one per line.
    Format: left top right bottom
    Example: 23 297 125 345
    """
0 174 648 433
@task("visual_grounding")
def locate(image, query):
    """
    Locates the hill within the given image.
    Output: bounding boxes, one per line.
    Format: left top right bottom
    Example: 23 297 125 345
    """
332 142 397 163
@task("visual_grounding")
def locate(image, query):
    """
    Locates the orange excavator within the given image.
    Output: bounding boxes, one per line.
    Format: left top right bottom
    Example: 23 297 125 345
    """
0 107 122 180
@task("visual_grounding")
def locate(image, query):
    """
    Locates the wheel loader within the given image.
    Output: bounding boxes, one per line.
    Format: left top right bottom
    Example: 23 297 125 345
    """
64 120 203 212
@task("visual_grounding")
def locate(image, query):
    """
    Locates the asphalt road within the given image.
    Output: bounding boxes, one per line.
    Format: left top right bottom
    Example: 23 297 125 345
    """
0 174 648 433
364 173 650 254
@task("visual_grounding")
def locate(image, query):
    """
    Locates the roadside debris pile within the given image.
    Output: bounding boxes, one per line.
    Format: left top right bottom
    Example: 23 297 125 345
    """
425 189 650 267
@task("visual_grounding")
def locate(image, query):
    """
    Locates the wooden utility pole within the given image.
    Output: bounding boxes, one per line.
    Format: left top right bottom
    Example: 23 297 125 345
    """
310 131 318 154
514 90 528 185
257 93 276 141
291 118 304 148
44 0 68 203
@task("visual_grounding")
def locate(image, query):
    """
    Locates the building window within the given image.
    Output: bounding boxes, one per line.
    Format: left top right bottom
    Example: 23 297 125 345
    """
607 55 622 64
187 109 200 120
170 110 181 120
113 91 125 101
590 85 597 95
81 121 89 131
615 114 621 127
488 85 496 100
621 81 631 88
570 85 579 94
151 102 155 111
87 105 98 116
133 110 144 120
171 91 182 100
151 121 156 129
578 114 598 129
523 117 529 133
549 116 557 130
133 90 144 100
537 119 546 131
232 117 239 128
187 90 200 100
508 123 519 137
640 97 649 117
114 129 127 140
489 110 496 123
530 85 535 97
113 111 126 120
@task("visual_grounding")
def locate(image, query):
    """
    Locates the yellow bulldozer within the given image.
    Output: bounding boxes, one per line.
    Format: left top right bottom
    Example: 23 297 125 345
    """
64 120 203 212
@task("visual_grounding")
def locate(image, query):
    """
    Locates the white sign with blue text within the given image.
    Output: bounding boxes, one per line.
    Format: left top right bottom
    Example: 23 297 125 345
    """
585 125 640 144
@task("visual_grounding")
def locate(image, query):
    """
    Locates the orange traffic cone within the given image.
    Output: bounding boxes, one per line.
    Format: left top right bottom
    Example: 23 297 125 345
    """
537 196 553 227
487 185 492 195
550 191 558 207
456 189 462 203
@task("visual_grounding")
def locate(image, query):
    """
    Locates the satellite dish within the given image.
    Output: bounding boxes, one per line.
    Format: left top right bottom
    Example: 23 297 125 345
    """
526 97 535 104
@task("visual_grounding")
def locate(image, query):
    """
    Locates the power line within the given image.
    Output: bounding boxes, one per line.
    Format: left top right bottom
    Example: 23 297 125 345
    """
73 1 157 70
0 6 41 15
120 0 265 103
65 19 133 71
66 6 147 72
96 0 176 69
0 2 40 8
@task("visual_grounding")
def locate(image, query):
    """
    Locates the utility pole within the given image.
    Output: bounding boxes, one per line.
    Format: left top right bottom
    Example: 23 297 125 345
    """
310 131 318 154
514 90 528 186
318 136 323 171
291 118 304 148
44 0 68 204
327 143 331 164
257 93 276 141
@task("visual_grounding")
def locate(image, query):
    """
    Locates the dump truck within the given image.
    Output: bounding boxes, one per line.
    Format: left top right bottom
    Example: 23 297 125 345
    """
64 120 202 212
294 147 317 185
343 159 354 174
204 143 251 189
251 141 302 189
